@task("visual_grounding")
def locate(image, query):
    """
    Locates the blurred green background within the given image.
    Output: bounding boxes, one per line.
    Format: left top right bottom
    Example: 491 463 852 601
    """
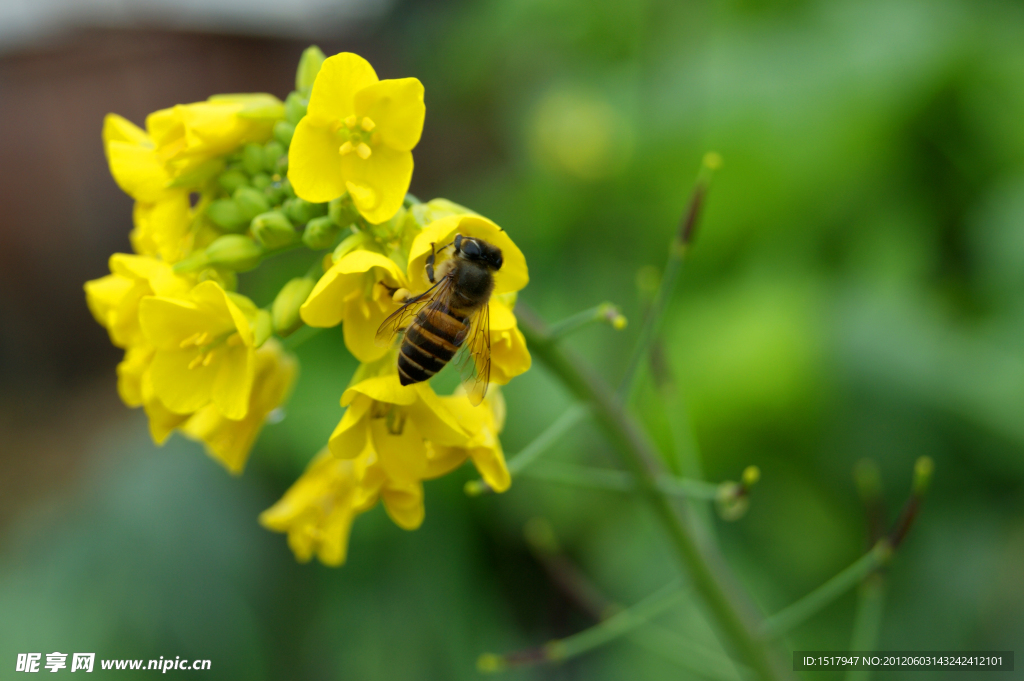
2 0 1023 678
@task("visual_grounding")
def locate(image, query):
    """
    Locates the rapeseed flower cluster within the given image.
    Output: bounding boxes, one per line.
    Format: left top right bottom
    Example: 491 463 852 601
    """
86 47 531 566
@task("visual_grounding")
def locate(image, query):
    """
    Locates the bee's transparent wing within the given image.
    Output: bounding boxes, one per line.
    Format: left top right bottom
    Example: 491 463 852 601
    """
457 301 491 406
375 277 452 347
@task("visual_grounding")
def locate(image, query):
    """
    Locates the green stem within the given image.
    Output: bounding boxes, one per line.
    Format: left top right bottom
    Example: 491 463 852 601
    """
478 581 686 672
547 302 625 341
465 404 588 495
618 155 717 402
844 574 886 681
551 581 685 661
520 461 721 500
632 624 749 681
519 315 785 681
759 542 891 639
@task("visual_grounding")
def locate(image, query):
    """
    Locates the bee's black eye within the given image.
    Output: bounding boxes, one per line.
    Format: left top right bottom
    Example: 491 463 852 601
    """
460 238 481 258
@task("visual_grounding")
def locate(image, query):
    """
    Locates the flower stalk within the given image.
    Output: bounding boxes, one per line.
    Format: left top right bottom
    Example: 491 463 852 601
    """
518 311 787 681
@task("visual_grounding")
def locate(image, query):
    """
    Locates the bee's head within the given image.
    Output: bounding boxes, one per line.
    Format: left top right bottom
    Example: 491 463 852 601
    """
455 235 503 271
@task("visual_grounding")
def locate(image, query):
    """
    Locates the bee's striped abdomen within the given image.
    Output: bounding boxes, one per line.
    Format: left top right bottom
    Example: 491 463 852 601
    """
398 305 469 385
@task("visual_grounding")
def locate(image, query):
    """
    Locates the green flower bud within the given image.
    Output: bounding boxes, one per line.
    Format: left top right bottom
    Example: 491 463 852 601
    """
263 141 285 171
303 215 341 250
251 309 273 347
328 195 360 228
251 172 271 190
172 248 211 274
332 230 370 262
234 186 271 221
218 168 249 194
167 157 224 188
206 198 249 232
205 235 263 271
284 197 327 225
285 92 307 125
197 267 237 291
272 277 316 336
296 45 326 93
242 143 265 175
273 120 295 147
251 211 296 250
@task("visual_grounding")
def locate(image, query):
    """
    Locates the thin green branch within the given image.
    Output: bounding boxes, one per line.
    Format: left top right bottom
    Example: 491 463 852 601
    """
618 153 719 403
759 542 891 639
547 302 627 341
465 404 588 495
844 574 887 681
478 581 686 672
518 313 786 681
519 461 721 500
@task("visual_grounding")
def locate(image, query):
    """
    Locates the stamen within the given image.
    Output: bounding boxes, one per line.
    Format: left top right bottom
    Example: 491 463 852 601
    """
361 117 376 131
339 141 354 156
188 353 205 370
356 143 372 160
194 331 210 346
179 332 202 348
202 350 216 367
344 115 358 128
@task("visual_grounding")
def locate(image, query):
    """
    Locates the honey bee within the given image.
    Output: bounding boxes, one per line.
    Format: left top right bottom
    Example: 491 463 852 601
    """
375 234 504 405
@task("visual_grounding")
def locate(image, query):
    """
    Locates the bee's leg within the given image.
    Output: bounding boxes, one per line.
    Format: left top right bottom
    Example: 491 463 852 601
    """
426 242 437 283
379 281 399 296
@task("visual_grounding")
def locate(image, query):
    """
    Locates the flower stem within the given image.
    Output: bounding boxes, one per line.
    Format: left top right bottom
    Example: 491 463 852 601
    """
520 461 721 500
547 302 627 341
282 324 324 351
518 313 786 681
465 404 588 496
844 574 887 681
618 153 719 403
477 580 686 672
759 542 891 639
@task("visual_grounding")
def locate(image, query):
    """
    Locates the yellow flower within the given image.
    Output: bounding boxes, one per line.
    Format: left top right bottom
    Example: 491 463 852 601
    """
432 388 511 492
288 52 425 224
299 249 409 363
259 448 378 566
103 115 193 262
146 94 284 179
181 339 298 474
138 280 259 420
406 214 532 385
116 344 191 444
84 253 194 348
328 365 468 528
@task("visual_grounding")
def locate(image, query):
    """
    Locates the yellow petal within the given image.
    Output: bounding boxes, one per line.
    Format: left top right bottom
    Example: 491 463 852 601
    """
371 418 428 482
489 297 517 331
328 395 372 458
339 146 412 224
210 346 255 420
191 281 256 347
342 293 393 363
379 478 425 530
131 193 192 262
106 140 173 203
300 249 406 329
470 445 511 493
84 274 133 334
342 374 418 407
115 346 152 407
353 78 425 152
287 116 347 203
143 395 191 444
407 215 529 294
103 114 152 150
138 297 226 351
490 325 531 385
407 383 469 447
306 52 379 124
148 348 217 414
